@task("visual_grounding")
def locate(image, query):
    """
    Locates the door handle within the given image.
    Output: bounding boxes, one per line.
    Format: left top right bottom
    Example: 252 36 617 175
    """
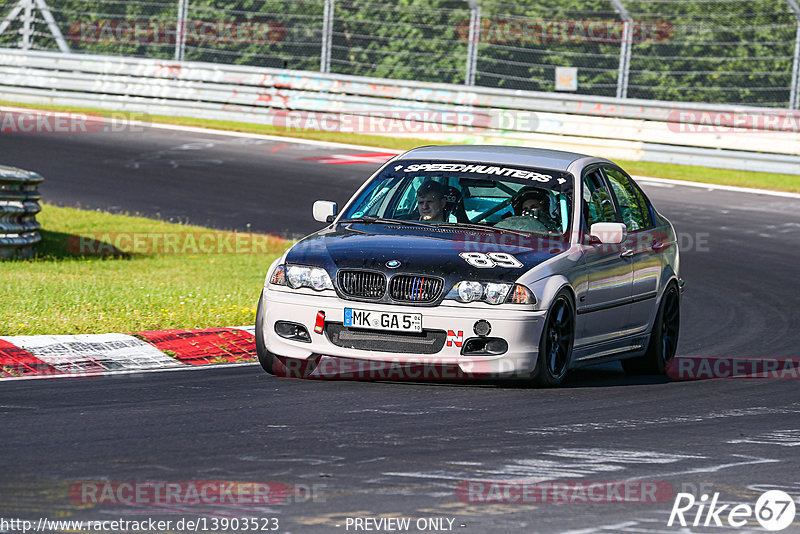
652 241 668 251
620 249 634 258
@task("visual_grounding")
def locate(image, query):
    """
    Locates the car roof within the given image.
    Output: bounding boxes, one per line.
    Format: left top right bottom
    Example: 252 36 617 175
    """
397 145 612 172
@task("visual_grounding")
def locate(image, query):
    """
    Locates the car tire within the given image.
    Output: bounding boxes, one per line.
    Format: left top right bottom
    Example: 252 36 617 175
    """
255 291 317 378
255 290 278 375
621 282 680 375
532 290 575 387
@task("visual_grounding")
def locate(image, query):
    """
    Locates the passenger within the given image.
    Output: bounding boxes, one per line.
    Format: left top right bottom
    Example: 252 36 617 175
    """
511 187 558 230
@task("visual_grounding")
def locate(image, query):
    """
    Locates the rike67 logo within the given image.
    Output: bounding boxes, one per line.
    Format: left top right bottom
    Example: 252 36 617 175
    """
668 490 796 531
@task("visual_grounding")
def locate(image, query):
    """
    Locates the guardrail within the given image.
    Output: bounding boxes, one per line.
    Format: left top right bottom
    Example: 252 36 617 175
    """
1 48 799 175
0 164 43 259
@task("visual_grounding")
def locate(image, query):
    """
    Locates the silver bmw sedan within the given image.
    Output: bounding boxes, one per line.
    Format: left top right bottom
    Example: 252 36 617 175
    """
256 145 682 386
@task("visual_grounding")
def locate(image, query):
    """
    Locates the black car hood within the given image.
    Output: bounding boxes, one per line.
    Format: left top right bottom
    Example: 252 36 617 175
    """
285 222 567 284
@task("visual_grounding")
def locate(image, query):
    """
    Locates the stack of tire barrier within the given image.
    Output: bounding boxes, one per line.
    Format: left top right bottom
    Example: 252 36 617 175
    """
0 165 43 259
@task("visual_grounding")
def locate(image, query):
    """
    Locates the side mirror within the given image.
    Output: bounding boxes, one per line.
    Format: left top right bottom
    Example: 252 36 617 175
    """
589 222 627 244
313 200 338 223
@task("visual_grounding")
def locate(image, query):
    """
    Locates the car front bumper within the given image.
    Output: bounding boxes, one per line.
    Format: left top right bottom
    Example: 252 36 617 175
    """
259 287 548 379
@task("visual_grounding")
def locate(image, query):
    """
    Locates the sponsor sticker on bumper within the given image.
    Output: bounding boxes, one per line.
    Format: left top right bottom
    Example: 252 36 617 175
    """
343 308 422 333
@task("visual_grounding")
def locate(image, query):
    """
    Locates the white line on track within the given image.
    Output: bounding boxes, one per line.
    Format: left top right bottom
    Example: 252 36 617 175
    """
633 175 800 199
623 454 781 481
506 406 800 436
561 521 641 534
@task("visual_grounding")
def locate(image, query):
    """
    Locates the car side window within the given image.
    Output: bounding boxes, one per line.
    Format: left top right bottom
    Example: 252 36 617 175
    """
582 169 617 228
603 167 653 231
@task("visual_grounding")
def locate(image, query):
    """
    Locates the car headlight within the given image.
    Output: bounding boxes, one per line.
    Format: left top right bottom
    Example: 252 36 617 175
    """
457 281 484 302
484 282 511 304
447 282 535 305
270 264 333 291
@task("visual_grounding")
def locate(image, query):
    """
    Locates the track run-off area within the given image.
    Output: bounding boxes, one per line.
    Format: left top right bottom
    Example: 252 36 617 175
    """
1 119 799 533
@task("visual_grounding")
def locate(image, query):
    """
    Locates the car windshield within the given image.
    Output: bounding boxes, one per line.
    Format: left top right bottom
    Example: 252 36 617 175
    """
339 159 573 236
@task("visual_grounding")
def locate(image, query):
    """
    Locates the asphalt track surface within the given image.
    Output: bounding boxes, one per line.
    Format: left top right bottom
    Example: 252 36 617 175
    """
2 125 376 237
2 124 800 533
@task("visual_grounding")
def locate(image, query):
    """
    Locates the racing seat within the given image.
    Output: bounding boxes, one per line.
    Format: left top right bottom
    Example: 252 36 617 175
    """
442 186 469 223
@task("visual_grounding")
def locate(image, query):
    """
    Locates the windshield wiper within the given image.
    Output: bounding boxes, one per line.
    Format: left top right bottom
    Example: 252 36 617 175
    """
338 216 431 228
340 217 537 236
437 222 530 237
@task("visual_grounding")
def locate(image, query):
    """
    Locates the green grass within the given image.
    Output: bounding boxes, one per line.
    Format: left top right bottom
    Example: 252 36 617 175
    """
616 160 800 193
0 204 289 336
2 99 799 193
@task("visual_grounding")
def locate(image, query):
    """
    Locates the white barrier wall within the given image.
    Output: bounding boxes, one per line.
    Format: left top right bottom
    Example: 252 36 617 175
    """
1 49 799 174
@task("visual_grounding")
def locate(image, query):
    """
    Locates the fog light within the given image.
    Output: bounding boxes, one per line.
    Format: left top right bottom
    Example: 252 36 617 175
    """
473 320 492 337
461 337 508 356
274 321 311 343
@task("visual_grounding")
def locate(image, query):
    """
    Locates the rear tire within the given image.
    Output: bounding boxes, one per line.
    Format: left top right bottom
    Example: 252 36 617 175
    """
532 290 575 387
621 282 680 375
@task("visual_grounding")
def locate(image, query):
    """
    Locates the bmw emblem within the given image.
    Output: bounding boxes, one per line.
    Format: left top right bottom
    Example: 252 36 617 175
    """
386 260 401 269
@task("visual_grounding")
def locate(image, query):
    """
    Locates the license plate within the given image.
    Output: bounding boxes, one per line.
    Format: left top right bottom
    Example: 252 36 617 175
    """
343 308 422 333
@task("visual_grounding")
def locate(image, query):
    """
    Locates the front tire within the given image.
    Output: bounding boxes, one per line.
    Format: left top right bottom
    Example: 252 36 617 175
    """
532 290 575 387
255 291 317 378
622 282 680 375
255 290 278 375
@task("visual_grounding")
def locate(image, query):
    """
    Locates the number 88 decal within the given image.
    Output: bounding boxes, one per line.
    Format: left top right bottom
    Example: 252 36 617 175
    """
459 252 523 268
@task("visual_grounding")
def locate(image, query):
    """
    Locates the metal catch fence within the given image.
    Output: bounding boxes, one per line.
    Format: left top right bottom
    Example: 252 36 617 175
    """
0 0 798 108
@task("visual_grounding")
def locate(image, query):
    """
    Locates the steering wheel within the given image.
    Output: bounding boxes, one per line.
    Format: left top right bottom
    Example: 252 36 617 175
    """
494 215 549 233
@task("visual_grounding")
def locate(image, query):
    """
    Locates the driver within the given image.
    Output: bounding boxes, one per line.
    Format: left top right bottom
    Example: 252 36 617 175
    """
416 180 448 222
511 187 558 229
